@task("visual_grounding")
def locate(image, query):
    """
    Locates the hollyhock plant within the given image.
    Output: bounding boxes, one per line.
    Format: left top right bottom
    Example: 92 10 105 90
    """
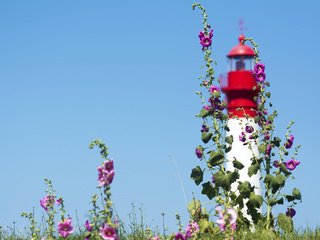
285 159 300 170
99 223 119 240
57 218 74 238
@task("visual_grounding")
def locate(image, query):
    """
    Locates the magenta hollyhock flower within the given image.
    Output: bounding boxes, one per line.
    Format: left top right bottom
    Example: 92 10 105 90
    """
256 71 266 82
203 105 211 111
174 232 186 240
285 159 300 170
239 132 246 142
99 224 119 240
286 208 296 218
199 29 213 49
264 132 270 140
209 85 220 94
285 135 294 149
254 63 265 73
266 144 272 156
273 160 280 168
185 222 199 238
245 125 254 133
58 218 74 238
85 220 93 232
195 147 203 159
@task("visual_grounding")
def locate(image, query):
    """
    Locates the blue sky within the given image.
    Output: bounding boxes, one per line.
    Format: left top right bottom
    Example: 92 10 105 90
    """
1 0 320 234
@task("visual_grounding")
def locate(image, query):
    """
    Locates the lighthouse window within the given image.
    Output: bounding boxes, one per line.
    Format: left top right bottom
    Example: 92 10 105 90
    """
228 57 253 71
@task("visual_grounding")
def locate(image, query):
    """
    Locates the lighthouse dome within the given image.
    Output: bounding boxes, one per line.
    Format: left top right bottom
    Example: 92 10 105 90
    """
227 35 255 57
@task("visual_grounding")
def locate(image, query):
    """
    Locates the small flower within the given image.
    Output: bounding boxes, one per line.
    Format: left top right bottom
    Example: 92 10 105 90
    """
203 105 211 111
245 125 254 133
216 206 237 232
85 220 93 232
266 144 272 156
185 222 199 238
201 124 209 133
202 80 209 86
212 175 216 183
239 132 246 142
255 71 266 82
195 146 203 159
285 135 294 149
209 85 220 94
149 236 160 240
174 232 186 240
56 197 63 205
264 132 270 140
254 63 265 73
99 224 119 240
286 208 296 218
285 159 300 170
273 160 280 168
57 218 74 238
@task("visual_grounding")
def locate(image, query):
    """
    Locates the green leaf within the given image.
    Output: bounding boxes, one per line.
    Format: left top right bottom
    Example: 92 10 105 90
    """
248 163 260 177
225 146 232 153
191 166 203 185
227 171 240 185
278 213 293 233
277 198 284 205
292 188 302 200
273 137 281 147
238 181 253 198
201 132 213 144
279 163 291 176
208 150 224 166
267 198 278 207
213 171 229 190
258 144 266 154
247 193 263 209
286 195 295 202
265 92 271 98
199 108 210 118
201 182 216 200
225 135 233 145
270 174 286 194
233 159 244 170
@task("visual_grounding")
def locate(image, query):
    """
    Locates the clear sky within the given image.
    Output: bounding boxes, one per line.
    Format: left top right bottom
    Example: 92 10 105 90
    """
1 0 320 234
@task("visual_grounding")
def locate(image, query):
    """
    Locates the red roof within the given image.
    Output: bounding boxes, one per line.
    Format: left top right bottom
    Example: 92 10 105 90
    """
227 35 255 57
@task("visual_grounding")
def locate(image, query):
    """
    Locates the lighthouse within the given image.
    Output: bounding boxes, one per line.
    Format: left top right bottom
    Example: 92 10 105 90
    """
221 35 261 197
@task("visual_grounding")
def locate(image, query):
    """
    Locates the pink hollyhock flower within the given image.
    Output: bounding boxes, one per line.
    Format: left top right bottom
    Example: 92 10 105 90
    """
216 206 237 232
216 206 226 231
285 159 300 170
58 218 74 238
40 195 54 212
185 222 199 238
55 197 63 205
285 135 294 149
203 105 211 111
99 224 119 240
85 220 93 232
227 208 237 231
98 160 115 187
174 232 186 240
209 85 220 94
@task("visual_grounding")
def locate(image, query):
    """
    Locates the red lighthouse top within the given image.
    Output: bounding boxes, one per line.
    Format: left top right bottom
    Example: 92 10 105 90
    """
221 35 258 118
227 35 255 57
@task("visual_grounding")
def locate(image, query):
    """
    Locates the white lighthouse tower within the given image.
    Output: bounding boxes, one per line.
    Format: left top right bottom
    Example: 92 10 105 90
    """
221 35 261 197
